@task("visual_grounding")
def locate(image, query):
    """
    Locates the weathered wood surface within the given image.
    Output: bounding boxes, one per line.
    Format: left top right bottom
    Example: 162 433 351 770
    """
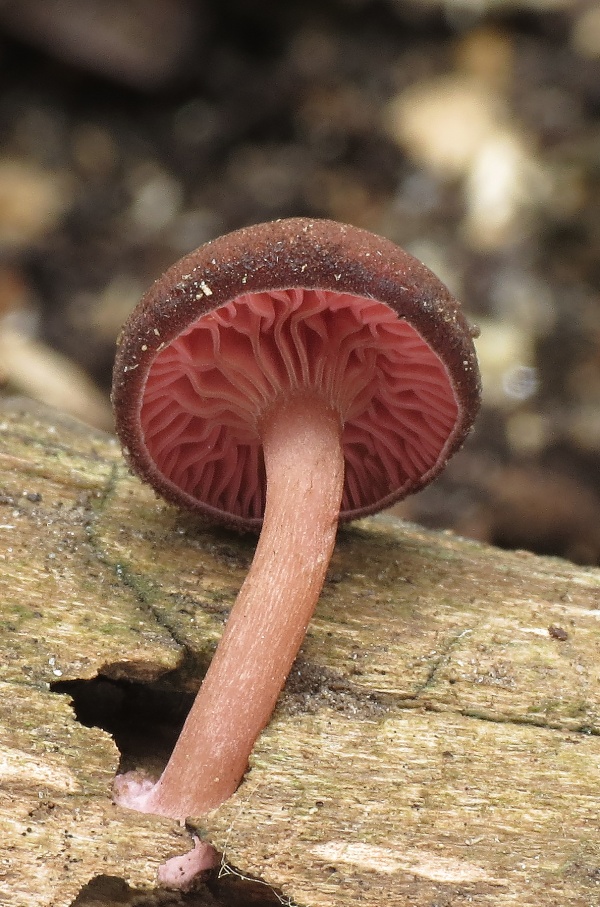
1 397 599 906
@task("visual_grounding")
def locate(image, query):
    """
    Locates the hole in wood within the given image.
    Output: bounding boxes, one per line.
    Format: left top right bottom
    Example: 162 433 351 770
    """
53 677 293 905
69 870 293 906
51 674 194 777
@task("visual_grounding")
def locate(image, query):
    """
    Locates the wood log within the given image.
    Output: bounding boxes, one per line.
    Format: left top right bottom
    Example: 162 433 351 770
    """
1 397 599 906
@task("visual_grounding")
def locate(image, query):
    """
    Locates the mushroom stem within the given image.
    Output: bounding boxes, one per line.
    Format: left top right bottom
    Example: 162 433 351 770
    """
115 394 344 820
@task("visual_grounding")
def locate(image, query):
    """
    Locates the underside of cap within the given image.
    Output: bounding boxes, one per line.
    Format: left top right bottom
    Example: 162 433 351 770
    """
112 218 481 530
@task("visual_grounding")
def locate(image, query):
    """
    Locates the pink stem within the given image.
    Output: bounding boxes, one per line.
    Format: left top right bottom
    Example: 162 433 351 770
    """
115 394 344 820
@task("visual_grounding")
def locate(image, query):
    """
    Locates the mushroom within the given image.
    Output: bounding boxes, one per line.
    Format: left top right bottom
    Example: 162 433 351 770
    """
111 217 480 822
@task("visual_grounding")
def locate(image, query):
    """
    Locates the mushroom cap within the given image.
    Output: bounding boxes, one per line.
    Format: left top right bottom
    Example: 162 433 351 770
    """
112 217 481 530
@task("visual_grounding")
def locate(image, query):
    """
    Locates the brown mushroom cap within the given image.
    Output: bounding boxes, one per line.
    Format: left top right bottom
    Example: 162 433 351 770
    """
112 217 480 530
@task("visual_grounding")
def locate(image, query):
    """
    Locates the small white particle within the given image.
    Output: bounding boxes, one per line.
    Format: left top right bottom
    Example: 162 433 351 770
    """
153 328 160 336
199 280 213 296
141 344 148 351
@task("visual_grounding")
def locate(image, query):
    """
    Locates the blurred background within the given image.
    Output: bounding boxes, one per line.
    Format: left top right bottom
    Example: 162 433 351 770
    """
1 0 599 565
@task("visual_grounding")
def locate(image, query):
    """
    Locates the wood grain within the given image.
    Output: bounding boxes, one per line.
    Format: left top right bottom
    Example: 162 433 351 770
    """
1 398 598 906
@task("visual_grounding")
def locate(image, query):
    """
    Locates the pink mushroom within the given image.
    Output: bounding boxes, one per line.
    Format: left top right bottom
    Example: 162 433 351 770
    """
111 217 480 822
